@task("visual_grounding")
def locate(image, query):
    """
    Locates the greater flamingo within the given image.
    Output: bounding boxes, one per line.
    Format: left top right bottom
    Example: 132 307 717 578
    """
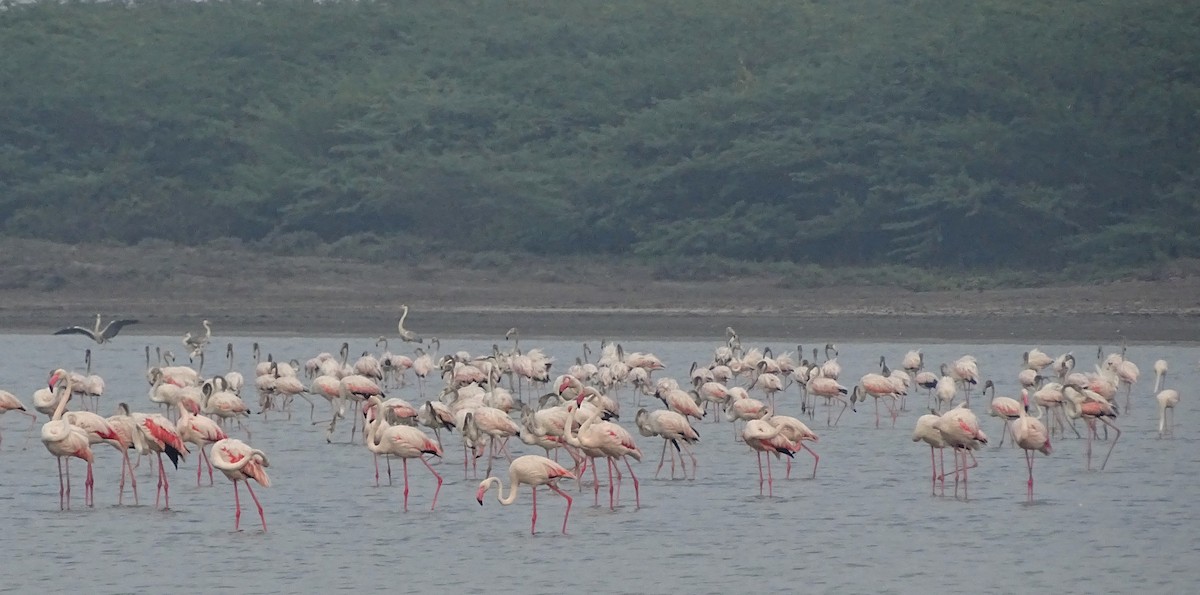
1064 385 1120 471
742 418 797 497
130 410 188 510
1010 393 1051 503
0 389 37 446
476 454 576 535
766 414 818 479
210 438 271 531
41 372 92 510
635 407 700 479
935 404 988 499
912 411 947 496
983 380 1023 447
1154 359 1179 438
176 402 228 486
364 395 443 511
564 397 642 510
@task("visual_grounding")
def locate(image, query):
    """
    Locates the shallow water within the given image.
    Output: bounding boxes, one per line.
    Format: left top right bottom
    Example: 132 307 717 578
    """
1 335 1197 594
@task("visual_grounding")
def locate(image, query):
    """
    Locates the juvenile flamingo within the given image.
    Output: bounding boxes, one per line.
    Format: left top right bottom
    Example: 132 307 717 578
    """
476 454 576 535
210 438 271 531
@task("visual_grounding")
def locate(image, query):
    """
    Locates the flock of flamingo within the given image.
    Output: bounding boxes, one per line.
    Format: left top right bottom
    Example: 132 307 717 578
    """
0 312 1186 535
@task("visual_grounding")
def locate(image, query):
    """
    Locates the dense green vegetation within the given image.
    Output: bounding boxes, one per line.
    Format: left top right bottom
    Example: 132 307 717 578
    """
1 0 1197 277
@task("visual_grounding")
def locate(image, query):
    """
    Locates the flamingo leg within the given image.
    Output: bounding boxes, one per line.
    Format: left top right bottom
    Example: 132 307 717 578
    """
155 454 162 509
233 480 242 530
530 485 538 534
961 449 969 501
160 453 171 510
548 482 573 535
676 443 685 479
85 460 94 507
205 447 214 485
1026 449 1035 502
386 455 393 486
765 449 774 497
687 443 698 480
655 439 668 478
623 456 641 509
402 458 410 512
1085 419 1095 470
591 458 600 506
802 443 819 478
929 445 937 495
756 451 765 495
196 447 203 486
419 455 442 511
607 457 615 511
373 453 380 487
245 481 267 531
1098 417 1121 471
58 457 66 510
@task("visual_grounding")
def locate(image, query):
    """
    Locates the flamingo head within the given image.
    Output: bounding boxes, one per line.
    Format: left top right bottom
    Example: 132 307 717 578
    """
556 376 574 395
475 481 489 505
47 368 66 390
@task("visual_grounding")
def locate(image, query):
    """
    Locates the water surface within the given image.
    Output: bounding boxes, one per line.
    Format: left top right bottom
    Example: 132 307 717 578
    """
1 335 1197 594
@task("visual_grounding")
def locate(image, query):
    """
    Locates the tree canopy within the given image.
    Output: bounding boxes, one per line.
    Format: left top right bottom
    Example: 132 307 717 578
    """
1 0 1197 272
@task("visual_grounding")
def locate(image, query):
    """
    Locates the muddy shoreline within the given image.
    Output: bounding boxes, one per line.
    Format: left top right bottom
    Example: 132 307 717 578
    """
2 240 1199 343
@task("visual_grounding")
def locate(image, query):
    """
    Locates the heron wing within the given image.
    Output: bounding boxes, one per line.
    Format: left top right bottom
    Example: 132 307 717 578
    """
100 319 139 339
54 326 98 340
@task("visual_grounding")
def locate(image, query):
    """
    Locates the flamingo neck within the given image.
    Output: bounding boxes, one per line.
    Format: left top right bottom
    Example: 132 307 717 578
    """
486 476 520 506
51 380 72 421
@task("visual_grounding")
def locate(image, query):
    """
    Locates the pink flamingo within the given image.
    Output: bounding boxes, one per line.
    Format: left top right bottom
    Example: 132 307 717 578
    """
565 398 642 510
62 408 126 507
1010 392 1051 502
1064 386 1120 470
766 414 819 479
364 395 443 511
476 454 576 534
41 372 92 510
742 419 798 497
176 401 228 486
856 371 901 429
634 407 700 479
983 380 1024 447
210 438 271 531
0 389 38 446
911 411 947 496
934 403 988 499
130 410 188 510
106 403 141 504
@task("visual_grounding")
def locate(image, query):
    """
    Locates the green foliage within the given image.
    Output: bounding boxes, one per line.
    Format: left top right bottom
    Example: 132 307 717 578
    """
0 0 1197 275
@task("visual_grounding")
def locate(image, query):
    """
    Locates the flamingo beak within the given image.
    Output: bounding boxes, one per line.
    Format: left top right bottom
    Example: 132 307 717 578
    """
47 371 61 390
